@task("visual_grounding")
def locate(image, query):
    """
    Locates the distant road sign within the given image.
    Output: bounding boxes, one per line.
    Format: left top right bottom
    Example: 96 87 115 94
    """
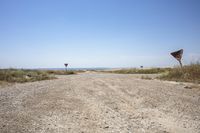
64 63 68 67
64 63 68 71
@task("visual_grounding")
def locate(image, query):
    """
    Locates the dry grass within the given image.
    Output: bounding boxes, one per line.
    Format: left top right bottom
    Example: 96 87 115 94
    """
160 63 200 83
0 69 55 83
102 63 200 84
45 70 76 75
104 68 171 74
141 75 152 80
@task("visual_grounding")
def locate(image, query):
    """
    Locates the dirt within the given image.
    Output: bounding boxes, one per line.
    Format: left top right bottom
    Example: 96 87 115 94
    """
0 72 200 133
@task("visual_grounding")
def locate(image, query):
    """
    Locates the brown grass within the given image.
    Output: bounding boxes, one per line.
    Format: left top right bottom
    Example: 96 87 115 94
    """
160 63 200 83
0 69 55 83
103 68 171 74
141 75 152 80
45 70 76 75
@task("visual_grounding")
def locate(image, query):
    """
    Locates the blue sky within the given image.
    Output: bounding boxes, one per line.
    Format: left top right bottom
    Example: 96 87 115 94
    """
0 0 200 68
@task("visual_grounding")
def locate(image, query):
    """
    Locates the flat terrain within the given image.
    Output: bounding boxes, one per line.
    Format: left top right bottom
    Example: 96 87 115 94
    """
0 72 200 133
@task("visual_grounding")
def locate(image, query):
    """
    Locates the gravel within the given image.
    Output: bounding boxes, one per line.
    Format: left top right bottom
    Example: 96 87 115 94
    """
0 72 200 133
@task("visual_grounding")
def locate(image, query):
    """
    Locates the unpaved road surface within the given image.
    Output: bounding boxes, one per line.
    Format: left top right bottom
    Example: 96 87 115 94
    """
0 72 200 133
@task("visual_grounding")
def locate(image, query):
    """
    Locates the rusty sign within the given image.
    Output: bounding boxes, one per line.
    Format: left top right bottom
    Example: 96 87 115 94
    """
171 49 183 61
170 49 183 67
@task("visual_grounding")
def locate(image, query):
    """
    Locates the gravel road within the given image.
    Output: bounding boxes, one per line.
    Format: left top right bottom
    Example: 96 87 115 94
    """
0 72 200 133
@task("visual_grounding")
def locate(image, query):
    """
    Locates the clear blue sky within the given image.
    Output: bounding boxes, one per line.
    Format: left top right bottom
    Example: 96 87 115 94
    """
0 0 200 68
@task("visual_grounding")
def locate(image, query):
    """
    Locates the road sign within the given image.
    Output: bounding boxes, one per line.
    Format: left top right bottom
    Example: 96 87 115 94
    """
64 63 68 67
170 49 183 67
64 63 68 71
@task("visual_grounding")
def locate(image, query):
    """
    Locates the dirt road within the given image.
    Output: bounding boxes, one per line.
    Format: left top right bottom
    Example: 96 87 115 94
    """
0 72 200 133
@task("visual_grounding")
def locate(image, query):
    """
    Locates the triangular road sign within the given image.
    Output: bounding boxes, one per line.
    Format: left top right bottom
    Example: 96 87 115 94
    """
64 63 68 71
171 49 183 61
64 63 68 67
170 49 183 67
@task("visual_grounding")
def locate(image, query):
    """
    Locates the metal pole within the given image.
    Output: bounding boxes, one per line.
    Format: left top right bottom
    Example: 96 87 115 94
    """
178 60 183 68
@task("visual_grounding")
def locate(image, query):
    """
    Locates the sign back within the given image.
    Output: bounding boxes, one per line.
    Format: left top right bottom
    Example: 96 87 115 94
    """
171 49 183 61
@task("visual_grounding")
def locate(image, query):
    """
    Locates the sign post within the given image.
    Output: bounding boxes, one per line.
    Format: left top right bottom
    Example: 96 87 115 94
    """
170 49 183 68
64 63 68 71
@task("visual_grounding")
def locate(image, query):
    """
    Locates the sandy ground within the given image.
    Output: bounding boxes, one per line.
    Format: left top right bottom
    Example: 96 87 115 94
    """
0 72 200 133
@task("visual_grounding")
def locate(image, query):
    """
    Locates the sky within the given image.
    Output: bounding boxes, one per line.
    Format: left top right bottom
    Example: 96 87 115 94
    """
0 0 200 68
